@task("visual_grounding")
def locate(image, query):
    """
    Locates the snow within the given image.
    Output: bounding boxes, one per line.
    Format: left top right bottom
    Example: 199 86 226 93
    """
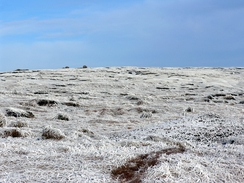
0 67 243 182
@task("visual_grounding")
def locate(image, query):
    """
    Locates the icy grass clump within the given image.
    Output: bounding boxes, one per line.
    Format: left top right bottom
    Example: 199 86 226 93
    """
56 113 69 121
5 107 34 118
79 128 96 138
140 111 152 118
0 113 7 127
37 99 58 106
3 128 31 137
99 107 125 116
42 126 65 140
9 121 29 128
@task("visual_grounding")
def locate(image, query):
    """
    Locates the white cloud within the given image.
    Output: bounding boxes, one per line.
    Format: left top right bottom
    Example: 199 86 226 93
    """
0 1 165 39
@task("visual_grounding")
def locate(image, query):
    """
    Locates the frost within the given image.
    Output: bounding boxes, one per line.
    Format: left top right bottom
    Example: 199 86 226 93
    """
0 67 243 182
0 114 7 127
42 126 65 140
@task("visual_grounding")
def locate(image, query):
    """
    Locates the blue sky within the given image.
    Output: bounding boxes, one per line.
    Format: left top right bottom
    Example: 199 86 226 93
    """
0 0 244 71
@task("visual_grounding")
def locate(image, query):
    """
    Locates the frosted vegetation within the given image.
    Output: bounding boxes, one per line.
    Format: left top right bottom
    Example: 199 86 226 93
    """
0 67 243 182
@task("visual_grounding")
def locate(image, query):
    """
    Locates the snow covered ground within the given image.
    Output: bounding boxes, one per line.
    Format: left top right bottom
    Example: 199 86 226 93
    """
0 67 243 182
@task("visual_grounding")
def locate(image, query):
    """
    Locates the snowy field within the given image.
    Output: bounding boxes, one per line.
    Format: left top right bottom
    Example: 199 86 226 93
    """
0 67 243 182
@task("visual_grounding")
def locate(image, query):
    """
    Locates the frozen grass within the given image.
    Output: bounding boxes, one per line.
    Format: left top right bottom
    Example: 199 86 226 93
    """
5 107 35 118
2 127 31 137
111 145 185 182
37 99 58 106
0 67 243 182
56 113 69 121
42 126 65 140
9 121 29 128
0 113 7 127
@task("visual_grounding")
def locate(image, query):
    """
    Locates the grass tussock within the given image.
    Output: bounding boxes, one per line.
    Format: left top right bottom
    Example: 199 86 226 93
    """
37 99 58 106
79 128 95 138
4 128 31 138
140 112 152 118
99 108 125 116
62 102 80 107
56 113 69 121
5 107 34 118
42 126 65 140
0 114 7 127
111 146 185 182
130 107 157 114
10 121 29 128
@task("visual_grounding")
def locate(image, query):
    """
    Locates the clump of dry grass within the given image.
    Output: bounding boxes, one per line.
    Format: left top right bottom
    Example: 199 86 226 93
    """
37 99 58 106
0 114 7 127
136 100 144 105
99 108 125 116
111 146 185 182
61 102 80 107
34 91 49 95
4 128 31 137
126 95 141 101
185 107 193 112
140 111 152 118
5 107 34 118
56 113 69 121
9 121 29 128
42 126 65 140
130 107 157 114
80 128 95 138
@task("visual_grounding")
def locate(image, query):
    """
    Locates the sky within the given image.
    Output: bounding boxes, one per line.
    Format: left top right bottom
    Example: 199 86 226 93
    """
0 0 244 72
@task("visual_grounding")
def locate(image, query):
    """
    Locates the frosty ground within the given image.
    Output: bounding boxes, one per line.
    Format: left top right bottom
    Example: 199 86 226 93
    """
0 67 243 182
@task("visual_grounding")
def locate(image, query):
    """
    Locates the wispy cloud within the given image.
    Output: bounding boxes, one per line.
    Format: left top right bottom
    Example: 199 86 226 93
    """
0 1 164 39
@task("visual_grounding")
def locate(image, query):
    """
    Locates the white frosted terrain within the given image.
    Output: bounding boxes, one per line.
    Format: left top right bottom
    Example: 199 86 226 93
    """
0 67 243 182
